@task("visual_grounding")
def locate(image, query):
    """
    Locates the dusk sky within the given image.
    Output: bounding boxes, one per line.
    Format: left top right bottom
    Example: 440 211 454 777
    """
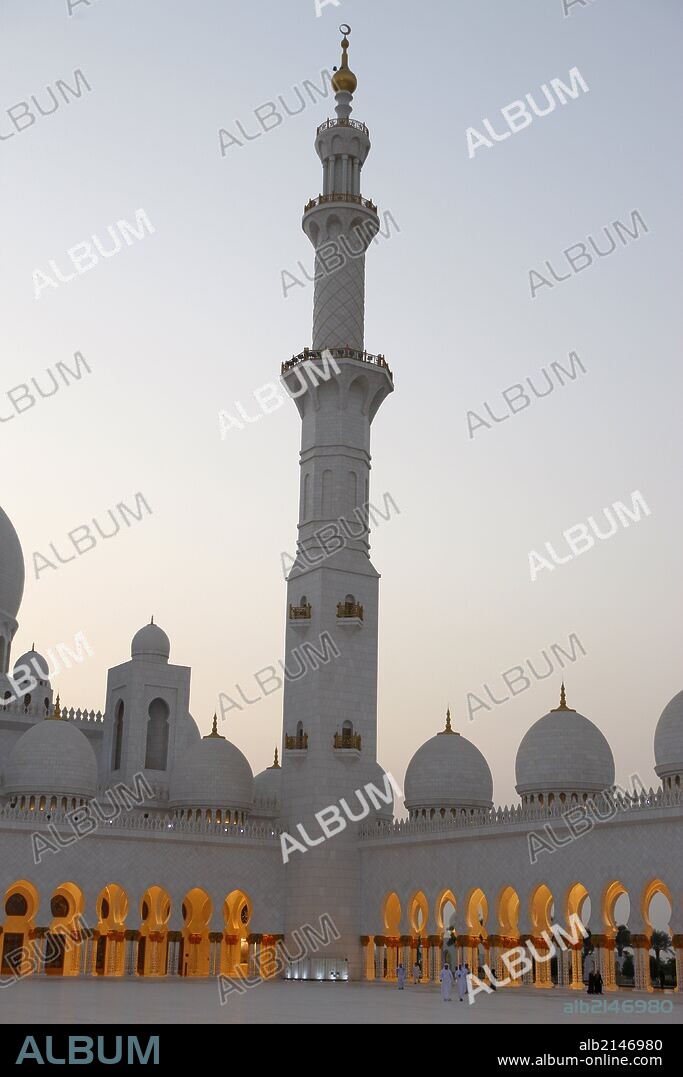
2 0 682 807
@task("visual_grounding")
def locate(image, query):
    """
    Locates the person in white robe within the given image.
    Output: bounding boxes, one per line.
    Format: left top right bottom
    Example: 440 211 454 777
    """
456 963 467 1001
412 961 421 985
440 963 453 1001
397 963 405 989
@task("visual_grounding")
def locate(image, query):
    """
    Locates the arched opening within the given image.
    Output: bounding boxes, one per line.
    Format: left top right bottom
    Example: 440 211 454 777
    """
565 882 592 987
47 882 86 976
138 886 171 976
1 881 39 977
408 891 428 976
465 887 488 975
181 888 213 977
603 881 633 987
223 890 252 977
379 892 401 981
642 880 676 989
529 884 556 988
112 700 124 771
497 885 520 936
435 889 457 970
145 698 169 770
95 883 129 977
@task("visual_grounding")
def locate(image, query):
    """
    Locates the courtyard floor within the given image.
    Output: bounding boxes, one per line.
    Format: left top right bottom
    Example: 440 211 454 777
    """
0 979 679 1024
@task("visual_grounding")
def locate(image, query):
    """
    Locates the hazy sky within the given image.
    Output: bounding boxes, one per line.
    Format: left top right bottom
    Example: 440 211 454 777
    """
2 0 682 808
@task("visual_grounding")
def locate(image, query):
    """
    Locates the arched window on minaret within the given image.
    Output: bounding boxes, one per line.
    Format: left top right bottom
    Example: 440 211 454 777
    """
342 719 353 737
112 700 124 770
145 698 170 770
296 720 304 738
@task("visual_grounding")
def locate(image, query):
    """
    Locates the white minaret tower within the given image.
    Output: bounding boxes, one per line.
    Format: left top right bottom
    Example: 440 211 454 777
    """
279 25 394 980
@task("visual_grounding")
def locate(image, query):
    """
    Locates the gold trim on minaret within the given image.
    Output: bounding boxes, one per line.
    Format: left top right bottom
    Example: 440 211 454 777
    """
551 681 576 713
49 694 62 721
204 713 225 739
332 24 357 94
268 746 280 769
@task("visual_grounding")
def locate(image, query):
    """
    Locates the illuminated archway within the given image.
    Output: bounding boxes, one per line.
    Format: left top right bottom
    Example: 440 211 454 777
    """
1 880 39 978
642 879 676 989
47 882 86 976
223 890 252 977
497 886 520 936
138 886 171 976
181 888 212 977
95 883 129 977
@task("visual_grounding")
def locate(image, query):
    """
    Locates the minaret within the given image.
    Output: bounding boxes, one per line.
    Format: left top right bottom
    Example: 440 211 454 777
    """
279 26 394 980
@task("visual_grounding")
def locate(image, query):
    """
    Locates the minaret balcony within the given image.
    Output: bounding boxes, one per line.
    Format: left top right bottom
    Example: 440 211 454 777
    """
303 193 377 213
281 347 392 382
289 603 312 623
333 731 362 752
284 733 308 753
317 117 368 135
336 600 363 626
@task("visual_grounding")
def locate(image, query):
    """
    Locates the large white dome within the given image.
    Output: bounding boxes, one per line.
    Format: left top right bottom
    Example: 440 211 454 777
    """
131 621 170 663
3 715 98 799
0 506 25 623
169 719 253 812
515 687 614 799
404 710 493 816
654 689 683 783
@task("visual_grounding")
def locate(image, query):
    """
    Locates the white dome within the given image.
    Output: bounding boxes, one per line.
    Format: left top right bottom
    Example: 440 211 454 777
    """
131 622 170 663
404 712 493 813
0 506 24 623
654 689 683 781
3 716 98 798
515 690 614 797
13 649 52 689
169 724 253 811
252 749 282 817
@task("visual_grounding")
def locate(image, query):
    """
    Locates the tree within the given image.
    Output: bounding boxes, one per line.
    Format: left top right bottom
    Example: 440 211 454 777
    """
650 930 672 964
615 925 631 957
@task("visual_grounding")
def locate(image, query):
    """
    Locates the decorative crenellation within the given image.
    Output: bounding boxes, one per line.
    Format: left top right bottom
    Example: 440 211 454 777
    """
0 802 281 840
359 787 683 840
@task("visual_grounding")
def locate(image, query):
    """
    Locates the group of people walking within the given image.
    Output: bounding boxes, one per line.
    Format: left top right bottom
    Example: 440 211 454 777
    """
395 960 471 1002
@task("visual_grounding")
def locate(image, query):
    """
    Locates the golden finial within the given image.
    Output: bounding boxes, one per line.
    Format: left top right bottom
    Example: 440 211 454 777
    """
551 681 576 713
268 746 280 769
50 694 62 721
204 713 225 739
438 705 458 735
332 24 357 94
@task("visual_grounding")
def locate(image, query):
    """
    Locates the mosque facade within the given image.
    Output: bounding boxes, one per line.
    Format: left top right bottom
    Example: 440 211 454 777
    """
0 29 681 994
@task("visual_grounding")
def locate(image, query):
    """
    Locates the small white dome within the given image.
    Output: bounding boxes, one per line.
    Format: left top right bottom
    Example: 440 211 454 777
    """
13 648 52 689
0 506 25 623
131 622 170 663
169 720 253 811
404 710 493 813
515 687 614 797
3 715 98 799
252 748 282 817
654 689 683 781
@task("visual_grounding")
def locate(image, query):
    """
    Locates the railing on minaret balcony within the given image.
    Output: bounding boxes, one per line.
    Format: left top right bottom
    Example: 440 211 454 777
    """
317 118 368 135
333 731 362 751
284 733 308 750
303 193 377 213
281 347 392 380
289 603 312 620
336 600 363 621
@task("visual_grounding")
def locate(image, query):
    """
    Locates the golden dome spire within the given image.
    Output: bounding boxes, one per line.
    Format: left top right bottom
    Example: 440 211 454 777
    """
268 746 280 769
332 24 357 94
49 694 62 721
551 681 576 713
438 705 459 735
204 713 225 739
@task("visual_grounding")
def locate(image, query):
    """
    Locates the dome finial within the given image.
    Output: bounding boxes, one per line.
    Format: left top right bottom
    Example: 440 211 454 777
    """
269 746 280 769
551 681 575 713
204 712 225 740
50 693 62 721
332 24 357 95
438 705 458 735
150 615 154 625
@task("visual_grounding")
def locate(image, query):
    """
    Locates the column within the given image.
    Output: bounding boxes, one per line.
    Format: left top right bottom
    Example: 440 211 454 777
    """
672 934 683 992
419 936 429 982
31 928 47 975
209 932 222 976
373 936 385 980
327 156 335 195
428 935 441 982
630 935 653 992
488 935 502 985
224 933 238 976
519 936 534 986
592 935 616 992
249 934 262 978
531 938 553 988
341 154 348 194
124 931 139 975
360 936 373 980
569 942 583 989
399 934 411 975
556 944 567 987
